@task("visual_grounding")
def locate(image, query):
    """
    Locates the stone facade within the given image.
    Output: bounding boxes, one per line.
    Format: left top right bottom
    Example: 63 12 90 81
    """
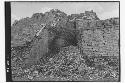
77 18 119 56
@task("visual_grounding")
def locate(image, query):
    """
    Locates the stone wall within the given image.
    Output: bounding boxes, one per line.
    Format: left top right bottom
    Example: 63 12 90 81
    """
77 18 119 57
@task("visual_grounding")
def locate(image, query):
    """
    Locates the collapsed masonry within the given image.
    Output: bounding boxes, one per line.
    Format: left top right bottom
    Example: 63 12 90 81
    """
11 9 119 65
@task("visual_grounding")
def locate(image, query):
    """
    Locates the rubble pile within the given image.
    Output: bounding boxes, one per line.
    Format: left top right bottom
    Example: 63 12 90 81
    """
11 9 119 81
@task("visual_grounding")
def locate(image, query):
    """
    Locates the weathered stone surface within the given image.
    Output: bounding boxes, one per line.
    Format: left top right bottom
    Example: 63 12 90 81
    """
77 18 119 56
11 9 120 81
11 9 68 47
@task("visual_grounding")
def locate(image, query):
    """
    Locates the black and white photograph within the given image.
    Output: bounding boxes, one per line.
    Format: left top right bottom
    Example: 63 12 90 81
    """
5 1 120 82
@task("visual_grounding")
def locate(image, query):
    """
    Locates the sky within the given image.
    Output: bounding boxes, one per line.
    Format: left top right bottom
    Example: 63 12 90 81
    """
11 2 119 24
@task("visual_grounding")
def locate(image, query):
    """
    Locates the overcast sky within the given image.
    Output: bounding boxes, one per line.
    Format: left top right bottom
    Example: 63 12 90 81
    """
11 2 119 24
